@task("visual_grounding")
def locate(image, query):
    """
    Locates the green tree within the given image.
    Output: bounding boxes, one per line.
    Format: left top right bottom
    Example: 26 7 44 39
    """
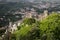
12 18 40 40
40 13 60 40
23 18 36 25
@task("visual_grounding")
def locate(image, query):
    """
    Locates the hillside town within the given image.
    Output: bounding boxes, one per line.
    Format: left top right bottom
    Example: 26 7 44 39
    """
0 1 59 36
0 0 60 40
0 8 49 32
0 6 49 39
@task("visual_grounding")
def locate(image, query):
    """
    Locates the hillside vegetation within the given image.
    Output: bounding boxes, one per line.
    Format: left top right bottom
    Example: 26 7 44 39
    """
10 13 60 40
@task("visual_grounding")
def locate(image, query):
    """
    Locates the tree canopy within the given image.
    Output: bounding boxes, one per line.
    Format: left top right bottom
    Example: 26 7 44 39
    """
11 13 60 40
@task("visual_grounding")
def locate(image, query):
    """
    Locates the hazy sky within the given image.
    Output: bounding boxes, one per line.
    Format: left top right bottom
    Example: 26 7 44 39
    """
7 0 34 2
0 0 60 2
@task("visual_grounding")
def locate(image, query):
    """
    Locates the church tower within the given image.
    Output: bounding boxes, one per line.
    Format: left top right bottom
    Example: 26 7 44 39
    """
44 10 48 18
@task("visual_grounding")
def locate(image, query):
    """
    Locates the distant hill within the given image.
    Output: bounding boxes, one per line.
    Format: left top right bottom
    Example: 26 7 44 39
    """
33 0 60 3
7 0 32 2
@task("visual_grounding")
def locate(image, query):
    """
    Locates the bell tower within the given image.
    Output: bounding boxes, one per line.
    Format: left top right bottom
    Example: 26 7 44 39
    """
44 10 48 18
